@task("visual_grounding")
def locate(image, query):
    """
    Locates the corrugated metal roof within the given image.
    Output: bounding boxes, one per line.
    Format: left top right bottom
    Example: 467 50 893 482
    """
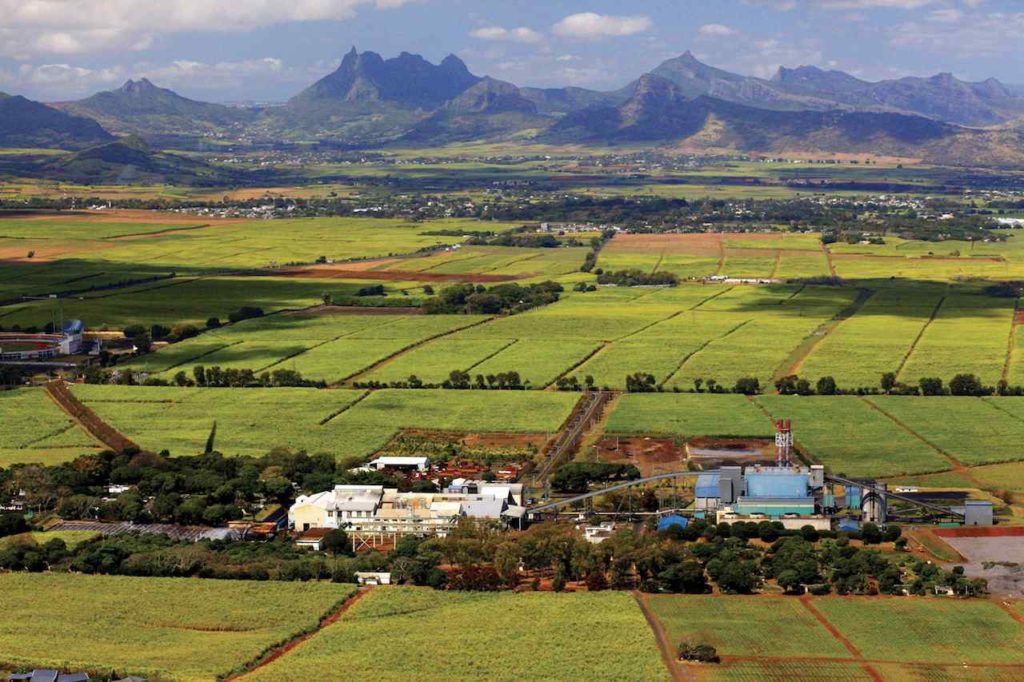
695 473 720 498
746 472 808 499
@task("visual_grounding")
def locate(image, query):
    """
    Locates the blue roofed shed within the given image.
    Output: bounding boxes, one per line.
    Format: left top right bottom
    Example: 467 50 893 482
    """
657 515 689 532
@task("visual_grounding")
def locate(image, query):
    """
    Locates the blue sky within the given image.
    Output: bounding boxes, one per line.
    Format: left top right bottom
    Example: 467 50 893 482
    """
0 0 1020 102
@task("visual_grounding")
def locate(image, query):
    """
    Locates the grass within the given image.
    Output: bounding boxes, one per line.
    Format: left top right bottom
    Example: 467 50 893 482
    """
0 389 97 461
755 396 952 477
798 285 944 389
605 393 774 438
868 396 1024 466
242 587 668 682
898 293 1015 385
648 594 850 659
130 313 485 383
814 598 1024 664
71 386 577 459
0 573 356 682
1 530 102 549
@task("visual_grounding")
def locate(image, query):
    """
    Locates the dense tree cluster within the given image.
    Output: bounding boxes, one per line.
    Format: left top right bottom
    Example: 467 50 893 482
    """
596 270 679 287
0 448 415 527
551 462 642 494
423 281 563 315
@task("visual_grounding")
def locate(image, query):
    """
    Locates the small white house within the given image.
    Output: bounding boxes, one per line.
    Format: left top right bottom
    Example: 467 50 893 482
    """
355 572 392 585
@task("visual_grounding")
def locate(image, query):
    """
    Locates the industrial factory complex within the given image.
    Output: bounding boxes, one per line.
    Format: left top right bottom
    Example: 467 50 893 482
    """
288 420 994 546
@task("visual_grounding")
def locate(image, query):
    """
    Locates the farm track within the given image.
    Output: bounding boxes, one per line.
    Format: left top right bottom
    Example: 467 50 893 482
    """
775 287 874 381
333 315 496 386
633 591 690 682
464 338 519 374
227 587 374 681
798 596 884 682
44 381 137 453
894 293 947 382
660 319 752 389
545 342 608 390
821 242 838 278
318 390 372 426
1002 298 1022 383
259 317 405 374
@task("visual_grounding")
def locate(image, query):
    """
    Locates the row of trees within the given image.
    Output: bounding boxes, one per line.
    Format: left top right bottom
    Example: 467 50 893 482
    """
423 281 563 315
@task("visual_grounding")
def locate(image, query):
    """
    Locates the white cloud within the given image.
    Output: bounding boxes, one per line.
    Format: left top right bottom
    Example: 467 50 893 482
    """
747 0 942 8
0 57 315 100
698 24 739 36
890 9 1024 57
469 26 542 43
551 12 652 40
0 0 415 57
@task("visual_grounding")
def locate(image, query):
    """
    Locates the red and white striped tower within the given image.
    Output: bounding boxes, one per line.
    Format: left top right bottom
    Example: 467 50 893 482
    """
775 419 793 467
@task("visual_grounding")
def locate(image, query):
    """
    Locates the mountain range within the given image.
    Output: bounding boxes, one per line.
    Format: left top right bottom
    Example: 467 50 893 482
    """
8 48 1024 168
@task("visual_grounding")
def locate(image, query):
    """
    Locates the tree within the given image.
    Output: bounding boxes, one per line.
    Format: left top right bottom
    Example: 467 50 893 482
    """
775 375 800 395
949 373 987 396
816 376 837 395
552 564 567 592
733 377 761 395
777 569 803 594
860 522 883 545
919 377 945 396
881 372 897 393
320 528 352 556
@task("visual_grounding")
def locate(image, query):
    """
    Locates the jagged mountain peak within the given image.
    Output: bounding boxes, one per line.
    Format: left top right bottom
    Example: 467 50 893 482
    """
291 48 480 109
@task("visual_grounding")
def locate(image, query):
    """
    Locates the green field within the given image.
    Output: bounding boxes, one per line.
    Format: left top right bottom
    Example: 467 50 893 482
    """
242 587 668 682
648 594 1024 681
0 573 356 681
605 393 774 438
755 396 952 477
814 598 1024 664
647 595 850 659
0 389 98 466
69 385 577 459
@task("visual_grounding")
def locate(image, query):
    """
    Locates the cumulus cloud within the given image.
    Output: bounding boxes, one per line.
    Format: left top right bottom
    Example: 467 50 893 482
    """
890 9 1024 57
551 12 652 39
0 57 316 100
698 24 739 36
747 0 943 8
0 0 414 57
469 26 543 43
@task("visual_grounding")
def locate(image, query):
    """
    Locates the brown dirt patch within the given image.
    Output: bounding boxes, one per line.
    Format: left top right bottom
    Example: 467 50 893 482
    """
277 266 522 283
283 305 423 316
459 431 550 450
934 526 1024 538
596 436 686 477
44 380 135 452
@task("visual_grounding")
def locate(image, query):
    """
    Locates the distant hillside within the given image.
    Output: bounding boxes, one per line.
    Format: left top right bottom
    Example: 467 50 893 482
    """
544 75 1024 166
59 79 253 143
44 136 235 184
0 93 113 150
400 77 550 144
772 67 1024 127
636 51 1024 127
